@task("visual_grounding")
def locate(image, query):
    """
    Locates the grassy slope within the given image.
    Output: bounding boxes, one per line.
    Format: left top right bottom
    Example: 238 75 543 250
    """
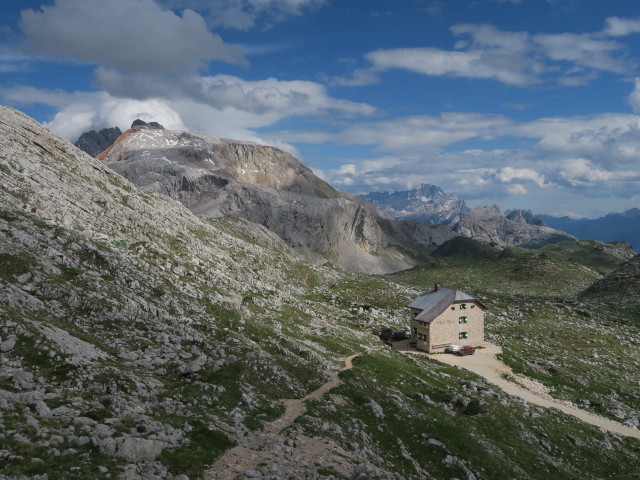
390 243 640 424
289 242 640 478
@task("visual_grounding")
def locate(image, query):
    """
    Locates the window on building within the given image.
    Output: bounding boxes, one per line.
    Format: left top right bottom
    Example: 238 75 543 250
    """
451 306 455 310
459 332 468 339
460 304 467 310
459 316 468 324
471 305 475 309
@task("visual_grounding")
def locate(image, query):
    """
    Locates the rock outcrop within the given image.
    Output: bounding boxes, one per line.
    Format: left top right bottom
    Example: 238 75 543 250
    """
74 126 122 157
454 205 575 248
361 183 467 226
506 209 545 226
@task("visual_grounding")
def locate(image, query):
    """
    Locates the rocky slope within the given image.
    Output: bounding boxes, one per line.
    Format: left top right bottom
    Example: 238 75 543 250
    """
454 205 575 248
361 183 467 226
0 105 411 479
95 125 453 274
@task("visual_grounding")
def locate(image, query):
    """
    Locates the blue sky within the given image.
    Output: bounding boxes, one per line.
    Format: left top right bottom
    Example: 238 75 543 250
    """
2 0 640 218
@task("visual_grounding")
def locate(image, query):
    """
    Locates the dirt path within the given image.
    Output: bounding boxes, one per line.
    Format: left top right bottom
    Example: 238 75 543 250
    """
204 352 361 480
395 341 640 440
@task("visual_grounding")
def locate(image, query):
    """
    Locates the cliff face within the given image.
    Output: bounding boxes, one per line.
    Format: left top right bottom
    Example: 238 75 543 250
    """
453 205 575 248
99 127 452 273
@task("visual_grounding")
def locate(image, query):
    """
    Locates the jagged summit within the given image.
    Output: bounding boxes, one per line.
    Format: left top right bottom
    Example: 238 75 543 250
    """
74 125 122 157
363 184 574 249
361 183 468 226
74 119 164 158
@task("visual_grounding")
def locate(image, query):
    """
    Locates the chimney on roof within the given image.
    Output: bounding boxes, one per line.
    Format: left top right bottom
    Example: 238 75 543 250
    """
434 283 441 292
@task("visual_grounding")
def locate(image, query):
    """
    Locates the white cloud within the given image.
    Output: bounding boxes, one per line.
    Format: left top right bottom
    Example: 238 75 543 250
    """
93 69 377 118
0 48 31 73
628 78 640 114
19 0 244 73
365 45 538 87
342 18 637 88
603 16 640 37
333 113 514 153
494 167 545 187
160 0 326 30
534 32 626 73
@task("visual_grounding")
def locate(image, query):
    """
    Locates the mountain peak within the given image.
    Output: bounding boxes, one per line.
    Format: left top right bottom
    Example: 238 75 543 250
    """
131 119 164 130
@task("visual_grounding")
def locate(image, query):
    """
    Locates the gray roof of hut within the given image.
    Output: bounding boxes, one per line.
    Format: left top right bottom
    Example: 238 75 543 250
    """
408 287 480 323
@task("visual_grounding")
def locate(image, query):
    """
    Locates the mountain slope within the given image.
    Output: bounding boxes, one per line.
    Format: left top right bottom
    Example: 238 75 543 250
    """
0 105 383 478
98 125 453 273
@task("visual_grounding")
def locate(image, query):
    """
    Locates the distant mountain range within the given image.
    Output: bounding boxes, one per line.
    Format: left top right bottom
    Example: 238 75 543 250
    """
362 184 574 248
539 210 640 251
362 183 639 252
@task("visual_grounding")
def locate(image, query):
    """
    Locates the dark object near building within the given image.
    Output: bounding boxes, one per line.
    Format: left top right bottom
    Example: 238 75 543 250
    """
372 327 394 341
392 330 409 340
455 345 476 356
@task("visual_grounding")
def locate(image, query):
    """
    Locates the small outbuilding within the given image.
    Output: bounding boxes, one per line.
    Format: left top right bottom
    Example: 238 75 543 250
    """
408 284 485 353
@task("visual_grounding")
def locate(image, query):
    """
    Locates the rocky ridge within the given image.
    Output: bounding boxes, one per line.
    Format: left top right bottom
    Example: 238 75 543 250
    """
453 205 575 248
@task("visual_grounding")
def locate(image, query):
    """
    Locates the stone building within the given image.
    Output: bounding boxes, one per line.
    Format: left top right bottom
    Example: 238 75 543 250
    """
408 284 485 353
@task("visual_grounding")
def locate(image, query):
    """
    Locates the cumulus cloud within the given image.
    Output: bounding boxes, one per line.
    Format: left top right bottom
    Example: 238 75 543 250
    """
0 71 375 154
494 167 545 187
290 103 640 206
19 0 244 73
160 0 326 30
